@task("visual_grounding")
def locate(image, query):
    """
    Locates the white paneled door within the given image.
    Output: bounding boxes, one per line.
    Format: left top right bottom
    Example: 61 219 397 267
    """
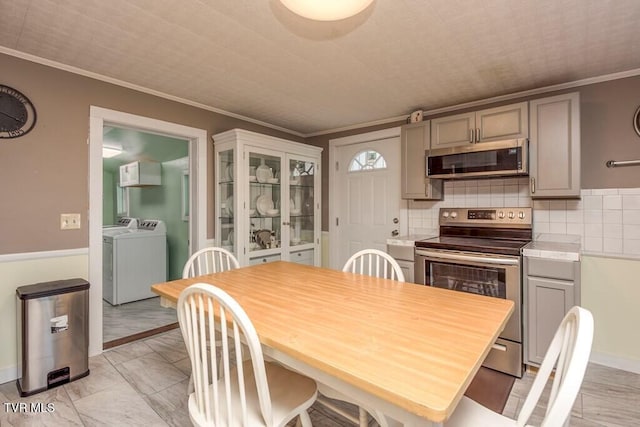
335 136 401 269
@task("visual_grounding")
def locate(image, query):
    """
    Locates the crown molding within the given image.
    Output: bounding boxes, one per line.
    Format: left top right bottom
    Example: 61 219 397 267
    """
0 46 305 138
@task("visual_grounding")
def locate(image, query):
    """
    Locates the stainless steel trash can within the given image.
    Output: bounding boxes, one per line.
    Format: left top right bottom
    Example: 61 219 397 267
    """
16 278 90 396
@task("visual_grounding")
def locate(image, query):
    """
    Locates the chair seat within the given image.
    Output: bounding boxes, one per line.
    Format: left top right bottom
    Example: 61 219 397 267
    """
445 396 518 427
188 360 317 427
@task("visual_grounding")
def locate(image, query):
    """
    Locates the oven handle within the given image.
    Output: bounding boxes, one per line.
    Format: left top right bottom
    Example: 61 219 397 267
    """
415 249 520 266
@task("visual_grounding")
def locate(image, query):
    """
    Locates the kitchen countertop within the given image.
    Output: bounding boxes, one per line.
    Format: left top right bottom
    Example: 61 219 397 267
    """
522 234 581 262
386 233 437 247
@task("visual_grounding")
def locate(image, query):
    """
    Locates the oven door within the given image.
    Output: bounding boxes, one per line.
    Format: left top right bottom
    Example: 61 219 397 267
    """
415 248 521 342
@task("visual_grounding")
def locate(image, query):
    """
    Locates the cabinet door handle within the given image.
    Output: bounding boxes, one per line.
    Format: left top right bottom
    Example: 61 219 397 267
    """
469 129 474 144
530 177 536 194
475 128 480 142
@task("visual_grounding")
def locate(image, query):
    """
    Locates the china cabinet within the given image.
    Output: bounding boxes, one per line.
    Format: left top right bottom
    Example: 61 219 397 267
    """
213 129 322 266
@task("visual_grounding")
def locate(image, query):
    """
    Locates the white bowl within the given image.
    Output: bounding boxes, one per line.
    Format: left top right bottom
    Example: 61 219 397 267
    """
267 178 279 184
249 175 257 182
249 209 256 215
290 209 301 215
266 209 279 216
290 178 300 185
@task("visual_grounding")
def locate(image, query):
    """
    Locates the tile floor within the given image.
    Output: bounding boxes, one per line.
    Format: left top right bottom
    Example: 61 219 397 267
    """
103 297 177 343
2 328 639 426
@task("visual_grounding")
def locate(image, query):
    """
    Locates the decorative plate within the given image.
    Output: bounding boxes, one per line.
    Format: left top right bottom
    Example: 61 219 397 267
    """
256 159 273 183
256 195 274 215
225 196 233 216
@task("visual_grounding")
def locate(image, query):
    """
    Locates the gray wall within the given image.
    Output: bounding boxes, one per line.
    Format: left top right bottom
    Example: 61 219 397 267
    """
308 75 640 231
0 53 302 254
2 52 639 248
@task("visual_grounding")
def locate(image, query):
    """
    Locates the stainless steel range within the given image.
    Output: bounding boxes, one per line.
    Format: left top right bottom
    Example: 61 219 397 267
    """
414 207 532 377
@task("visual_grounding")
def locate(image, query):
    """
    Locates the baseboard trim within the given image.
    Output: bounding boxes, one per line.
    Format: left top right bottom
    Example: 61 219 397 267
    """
0 365 18 385
103 322 179 350
590 352 640 375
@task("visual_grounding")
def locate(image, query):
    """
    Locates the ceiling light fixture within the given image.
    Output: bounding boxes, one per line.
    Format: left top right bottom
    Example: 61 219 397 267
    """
102 145 123 158
280 0 374 21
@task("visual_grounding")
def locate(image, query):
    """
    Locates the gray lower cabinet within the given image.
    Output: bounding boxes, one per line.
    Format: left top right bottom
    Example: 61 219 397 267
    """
400 121 442 200
529 92 581 198
524 257 581 366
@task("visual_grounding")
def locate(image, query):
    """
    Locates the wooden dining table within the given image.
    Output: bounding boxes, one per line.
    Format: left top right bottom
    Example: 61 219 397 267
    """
151 261 513 426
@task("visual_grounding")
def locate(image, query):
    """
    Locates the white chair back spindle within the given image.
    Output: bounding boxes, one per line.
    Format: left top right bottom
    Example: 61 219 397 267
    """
183 247 240 278
342 249 405 282
445 305 594 427
178 283 274 426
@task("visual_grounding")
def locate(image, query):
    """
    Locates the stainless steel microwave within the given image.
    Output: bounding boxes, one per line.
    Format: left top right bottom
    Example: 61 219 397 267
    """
427 138 528 179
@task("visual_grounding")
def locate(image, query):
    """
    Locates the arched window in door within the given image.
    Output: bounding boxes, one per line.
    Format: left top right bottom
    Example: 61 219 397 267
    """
348 150 387 172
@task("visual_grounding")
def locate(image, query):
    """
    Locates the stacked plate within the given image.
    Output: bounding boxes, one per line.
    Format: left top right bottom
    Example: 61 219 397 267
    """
256 195 274 215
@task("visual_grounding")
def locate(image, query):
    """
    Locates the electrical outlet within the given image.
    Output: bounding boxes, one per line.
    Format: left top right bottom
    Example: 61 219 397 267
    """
60 213 81 230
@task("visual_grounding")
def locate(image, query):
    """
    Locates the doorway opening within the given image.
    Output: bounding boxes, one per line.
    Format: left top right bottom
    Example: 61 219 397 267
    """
89 107 207 355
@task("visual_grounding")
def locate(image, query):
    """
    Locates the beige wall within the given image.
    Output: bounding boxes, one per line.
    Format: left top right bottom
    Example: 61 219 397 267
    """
0 53 302 255
0 253 88 380
582 255 640 367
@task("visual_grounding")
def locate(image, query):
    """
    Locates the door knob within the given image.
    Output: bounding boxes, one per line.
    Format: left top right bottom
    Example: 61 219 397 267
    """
393 218 399 224
391 230 399 236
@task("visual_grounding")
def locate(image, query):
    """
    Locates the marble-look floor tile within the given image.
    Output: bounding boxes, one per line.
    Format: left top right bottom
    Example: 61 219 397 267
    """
103 340 154 365
103 297 177 343
144 331 188 363
74 380 167 426
581 392 640 427
144 379 191 427
64 354 127 401
501 395 520 419
115 351 187 395
0 385 83 427
172 356 192 377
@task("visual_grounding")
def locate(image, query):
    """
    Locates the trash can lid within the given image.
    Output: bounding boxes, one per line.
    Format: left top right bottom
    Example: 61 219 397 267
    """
16 278 90 300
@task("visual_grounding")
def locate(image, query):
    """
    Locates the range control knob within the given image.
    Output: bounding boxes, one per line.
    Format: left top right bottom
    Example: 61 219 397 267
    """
518 211 526 219
450 212 458 219
498 211 505 219
442 211 450 218
508 211 515 219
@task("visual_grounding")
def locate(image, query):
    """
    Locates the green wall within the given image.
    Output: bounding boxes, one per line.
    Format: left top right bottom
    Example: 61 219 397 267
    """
103 170 115 225
127 157 189 280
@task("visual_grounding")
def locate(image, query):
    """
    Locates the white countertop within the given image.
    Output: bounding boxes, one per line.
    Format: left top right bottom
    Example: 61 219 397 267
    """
386 234 437 247
522 234 581 261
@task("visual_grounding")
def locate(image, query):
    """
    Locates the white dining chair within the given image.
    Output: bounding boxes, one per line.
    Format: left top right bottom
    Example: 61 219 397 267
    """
178 283 317 427
314 249 406 427
342 248 405 282
446 306 594 427
182 246 240 278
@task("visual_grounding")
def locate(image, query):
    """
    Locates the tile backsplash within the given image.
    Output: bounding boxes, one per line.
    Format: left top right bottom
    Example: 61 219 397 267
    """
407 179 640 257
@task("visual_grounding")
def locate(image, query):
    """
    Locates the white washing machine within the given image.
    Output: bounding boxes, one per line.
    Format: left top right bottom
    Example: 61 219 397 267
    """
102 216 139 233
103 219 167 305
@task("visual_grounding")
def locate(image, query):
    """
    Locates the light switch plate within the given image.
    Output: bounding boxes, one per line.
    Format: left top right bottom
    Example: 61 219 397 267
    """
60 213 81 230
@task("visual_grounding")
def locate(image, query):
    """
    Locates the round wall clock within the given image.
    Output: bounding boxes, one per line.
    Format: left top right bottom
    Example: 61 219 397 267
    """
634 105 640 138
0 84 37 139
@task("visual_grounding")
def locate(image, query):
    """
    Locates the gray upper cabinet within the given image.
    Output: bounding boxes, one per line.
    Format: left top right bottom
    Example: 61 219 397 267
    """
401 121 443 200
529 92 581 198
430 102 528 148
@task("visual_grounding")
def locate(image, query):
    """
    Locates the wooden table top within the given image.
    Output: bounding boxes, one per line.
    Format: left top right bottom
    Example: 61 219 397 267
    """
151 261 513 422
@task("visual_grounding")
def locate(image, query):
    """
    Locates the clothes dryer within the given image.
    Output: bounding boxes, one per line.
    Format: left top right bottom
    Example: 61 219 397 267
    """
103 219 167 305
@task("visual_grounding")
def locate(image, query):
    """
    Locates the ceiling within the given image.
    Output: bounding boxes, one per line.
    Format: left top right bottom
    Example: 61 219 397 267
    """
102 126 188 172
2 0 640 136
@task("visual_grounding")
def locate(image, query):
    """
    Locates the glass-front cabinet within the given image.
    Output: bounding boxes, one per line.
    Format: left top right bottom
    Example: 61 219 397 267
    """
213 129 322 267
